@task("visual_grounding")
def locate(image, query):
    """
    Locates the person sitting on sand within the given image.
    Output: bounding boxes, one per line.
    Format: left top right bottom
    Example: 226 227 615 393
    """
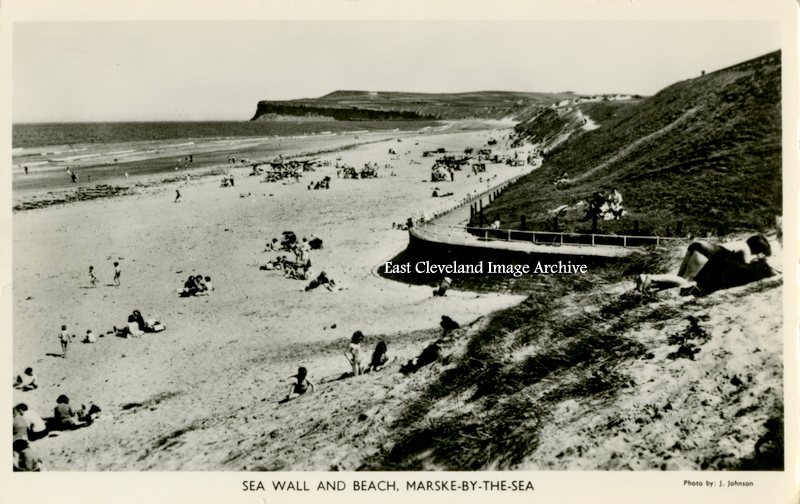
265 238 280 252
433 277 452 297
202 276 213 293
118 314 144 338
440 315 460 336
83 329 97 344
637 234 774 296
13 405 29 441
53 395 85 430
400 342 442 375
305 271 336 291
286 367 316 401
180 275 200 296
194 277 210 296
77 403 102 425
13 367 38 391
16 403 47 441
308 236 323 250
128 310 145 331
13 439 44 472
344 331 365 377
366 341 393 373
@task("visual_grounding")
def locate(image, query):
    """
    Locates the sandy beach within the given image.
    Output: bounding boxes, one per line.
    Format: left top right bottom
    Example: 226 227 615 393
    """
12 126 531 470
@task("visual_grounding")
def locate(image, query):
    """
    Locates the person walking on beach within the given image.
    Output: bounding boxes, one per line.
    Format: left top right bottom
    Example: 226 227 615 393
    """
24 166 28 175
175 189 182 203
58 325 71 357
88 266 98 287
113 262 121 287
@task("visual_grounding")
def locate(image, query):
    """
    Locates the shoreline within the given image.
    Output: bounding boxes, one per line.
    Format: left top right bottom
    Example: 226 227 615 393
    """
11 120 505 203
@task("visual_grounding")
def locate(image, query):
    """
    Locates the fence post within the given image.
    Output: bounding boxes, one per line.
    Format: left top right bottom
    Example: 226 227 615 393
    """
624 236 627 248
507 229 511 242
560 233 563 245
485 230 488 241
592 234 595 246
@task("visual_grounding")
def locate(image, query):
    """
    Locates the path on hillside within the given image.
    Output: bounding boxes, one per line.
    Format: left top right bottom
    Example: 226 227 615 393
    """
573 107 698 182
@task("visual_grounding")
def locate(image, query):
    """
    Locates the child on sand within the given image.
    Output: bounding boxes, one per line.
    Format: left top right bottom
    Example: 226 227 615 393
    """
286 367 315 401
113 262 121 287
433 277 452 297
13 367 38 391
344 331 365 377
83 329 97 344
89 266 98 287
367 341 392 372
58 325 71 357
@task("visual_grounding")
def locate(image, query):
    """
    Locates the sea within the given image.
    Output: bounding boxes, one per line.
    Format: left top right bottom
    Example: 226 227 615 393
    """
12 120 440 149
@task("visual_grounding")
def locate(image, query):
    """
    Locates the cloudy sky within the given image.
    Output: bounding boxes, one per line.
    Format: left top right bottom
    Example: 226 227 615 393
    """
13 20 780 122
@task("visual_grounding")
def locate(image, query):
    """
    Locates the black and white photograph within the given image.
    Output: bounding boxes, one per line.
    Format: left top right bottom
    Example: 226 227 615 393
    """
3 0 797 502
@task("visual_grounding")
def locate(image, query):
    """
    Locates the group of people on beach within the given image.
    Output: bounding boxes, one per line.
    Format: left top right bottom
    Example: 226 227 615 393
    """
114 309 166 337
262 235 319 282
180 275 214 297
285 331 393 402
286 311 463 403
53 308 165 358
13 394 102 471
307 176 331 190
88 262 121 287
262 165 302 184
13 362 105 471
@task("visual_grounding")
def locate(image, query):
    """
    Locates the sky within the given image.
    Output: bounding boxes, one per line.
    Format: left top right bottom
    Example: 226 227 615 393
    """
12 20 781 122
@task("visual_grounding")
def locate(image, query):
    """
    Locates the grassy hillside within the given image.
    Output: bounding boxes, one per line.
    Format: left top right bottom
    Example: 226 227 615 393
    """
488 51 781 237
362 249 783 471
251 90 576 121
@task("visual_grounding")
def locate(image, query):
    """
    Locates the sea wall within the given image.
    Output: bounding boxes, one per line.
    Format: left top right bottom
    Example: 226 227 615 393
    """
406 227 614 267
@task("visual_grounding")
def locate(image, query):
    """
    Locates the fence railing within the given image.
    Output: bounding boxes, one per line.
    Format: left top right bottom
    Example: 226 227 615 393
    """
416 222 680 249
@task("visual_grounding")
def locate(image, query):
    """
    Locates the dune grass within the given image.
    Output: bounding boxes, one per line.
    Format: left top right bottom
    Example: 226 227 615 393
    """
364 250 682 470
